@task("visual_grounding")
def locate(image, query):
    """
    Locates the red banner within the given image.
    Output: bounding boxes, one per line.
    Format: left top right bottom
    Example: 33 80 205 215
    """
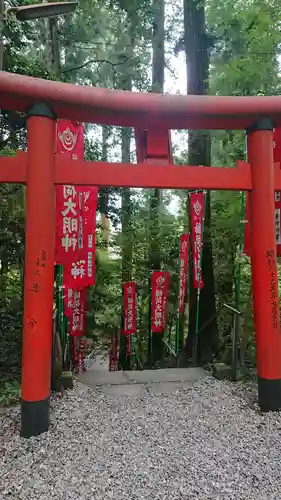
57 120 84 159
56 185 80 264
63 187 98 289
151 271 169 333
244 128 281 256
67 288 86 336
123 282 137 335
178 234 189 313
54 120 98 341
190 192 204 289
55 121 84 264
55 120 98 285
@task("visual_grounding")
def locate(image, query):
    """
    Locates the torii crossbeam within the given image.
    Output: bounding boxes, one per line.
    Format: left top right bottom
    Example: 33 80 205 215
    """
1 70 281 437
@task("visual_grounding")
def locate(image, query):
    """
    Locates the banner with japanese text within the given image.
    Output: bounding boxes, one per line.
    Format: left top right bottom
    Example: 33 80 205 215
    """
151 271 169 333
62 187 98 289
55 121 84 265
244 127 281 256
123 282 137 335
55 120 98 284
190 192 204 289
56 184 80 264
65 287 86 336
178 234 189 313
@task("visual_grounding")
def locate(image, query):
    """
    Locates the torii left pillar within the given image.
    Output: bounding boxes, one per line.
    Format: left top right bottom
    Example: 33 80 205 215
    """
21 103 56 438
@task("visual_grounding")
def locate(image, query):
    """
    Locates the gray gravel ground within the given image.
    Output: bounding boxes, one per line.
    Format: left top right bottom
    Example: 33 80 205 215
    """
1 377 281 500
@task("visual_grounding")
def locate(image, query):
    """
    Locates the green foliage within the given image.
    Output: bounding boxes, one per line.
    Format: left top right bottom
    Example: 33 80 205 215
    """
0 381 21 407
1 0 281 381
208 0 281 96
0 289 23 386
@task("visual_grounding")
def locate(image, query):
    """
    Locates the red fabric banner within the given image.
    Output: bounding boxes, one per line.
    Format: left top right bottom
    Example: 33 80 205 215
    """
55 120 98 285
56 185 80 264
190 192 205 289
55 120 97 341
244 128 281 256
55 121 85 265
178 234 189 313
151 271 169 333
56 120 84 159
81 187 98 286
67 288 86 337
63 187 98 289
123 282 137 335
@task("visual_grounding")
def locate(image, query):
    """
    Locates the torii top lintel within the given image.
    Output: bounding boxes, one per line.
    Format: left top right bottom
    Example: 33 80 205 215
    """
1 71 281 130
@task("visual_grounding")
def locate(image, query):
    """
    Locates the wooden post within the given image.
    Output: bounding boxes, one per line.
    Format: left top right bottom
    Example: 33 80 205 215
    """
21 103 56 437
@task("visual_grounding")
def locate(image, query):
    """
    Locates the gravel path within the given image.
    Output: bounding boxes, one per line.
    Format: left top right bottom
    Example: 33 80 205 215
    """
1 377 281 500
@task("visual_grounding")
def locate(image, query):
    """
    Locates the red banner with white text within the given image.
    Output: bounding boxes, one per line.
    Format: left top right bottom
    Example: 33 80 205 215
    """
67 287 86 336
151 271 169 333
57 120 84 159
190 192 205 289
54 120 98 342
244 128 281 256
123 282 137 335
56 184 80 264
55 120 98 285
63 187 98 289
55 121 85 265
178 234 189 313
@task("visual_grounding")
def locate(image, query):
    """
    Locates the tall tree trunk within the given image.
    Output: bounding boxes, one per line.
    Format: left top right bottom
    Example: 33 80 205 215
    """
184 0 219 363
118 44 133 369
149 0 165 365
48 17 60 73
46 0 60 73
119 128 133 370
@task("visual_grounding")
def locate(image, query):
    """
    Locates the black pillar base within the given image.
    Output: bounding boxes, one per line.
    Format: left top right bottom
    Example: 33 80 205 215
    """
258 377 281 412
21 396 50 438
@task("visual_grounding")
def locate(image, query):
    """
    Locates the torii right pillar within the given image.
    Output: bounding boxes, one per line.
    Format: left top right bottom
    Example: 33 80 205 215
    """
247 119 281 411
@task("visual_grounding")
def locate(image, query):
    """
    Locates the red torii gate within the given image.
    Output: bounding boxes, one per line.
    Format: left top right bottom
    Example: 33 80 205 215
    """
1 71 281 437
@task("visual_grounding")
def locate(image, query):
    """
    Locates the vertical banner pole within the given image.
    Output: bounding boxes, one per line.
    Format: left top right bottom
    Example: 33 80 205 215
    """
21 104 56 438
175 239 181 355
148 276 152 367
247 119 281 411
193 191 207 363
236 190 245 308
177 233 190 355
175 314 180 356
56 264 65 367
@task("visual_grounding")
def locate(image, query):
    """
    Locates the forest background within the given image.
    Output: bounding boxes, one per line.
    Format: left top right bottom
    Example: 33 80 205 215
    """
1 0 281 404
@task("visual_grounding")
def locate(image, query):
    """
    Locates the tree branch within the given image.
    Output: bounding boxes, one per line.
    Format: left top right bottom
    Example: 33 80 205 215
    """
62 56 131 74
